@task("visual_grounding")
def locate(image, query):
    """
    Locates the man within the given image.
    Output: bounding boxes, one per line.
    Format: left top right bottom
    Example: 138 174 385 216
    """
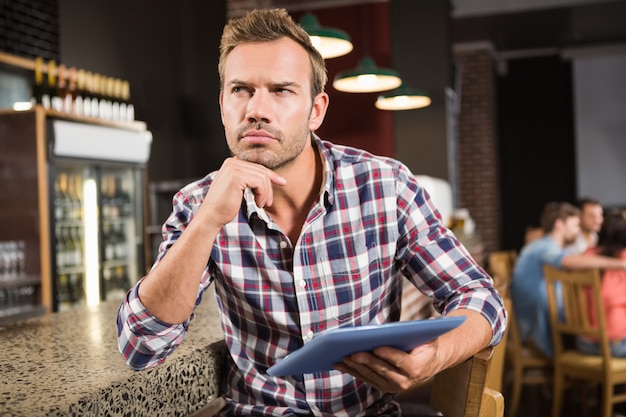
511 201 626 357
117 9 506 416
570 198 604 253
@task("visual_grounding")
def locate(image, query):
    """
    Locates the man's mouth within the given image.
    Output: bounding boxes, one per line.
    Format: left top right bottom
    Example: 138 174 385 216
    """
241 130 276 146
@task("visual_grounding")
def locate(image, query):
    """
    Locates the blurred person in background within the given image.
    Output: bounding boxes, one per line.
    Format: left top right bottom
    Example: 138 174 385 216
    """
511 202 626 357
570 197 604 253
577 209 626 356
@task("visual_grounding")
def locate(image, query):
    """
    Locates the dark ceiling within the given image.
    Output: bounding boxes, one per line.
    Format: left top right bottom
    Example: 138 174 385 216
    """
452 0 626 51
227 0 626 53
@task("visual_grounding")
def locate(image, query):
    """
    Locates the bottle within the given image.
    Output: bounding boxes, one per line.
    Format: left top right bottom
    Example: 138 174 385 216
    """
92 73 102 119
119 176 132 217
56 173 70 220
103 223 115 261
112 79 122 121
57 273 74 311
98 75 109 120
54 175 65 221
62 226 76 267
55 229 66 269
107 175 119 218
121 80 134 121
83 71 94 117
105 77 115 120
32 57 45 106
101 175 118 219
111 265 131 298
74 69 85 116
65 67 78 114
64 174 79 221
114 223 126 260
70 226 83 267
69 272 85 306
44 60 57 110
69 174 83 220
53 64 67 112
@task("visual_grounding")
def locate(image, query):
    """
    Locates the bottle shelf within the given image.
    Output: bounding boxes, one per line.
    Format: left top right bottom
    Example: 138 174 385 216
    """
0 305 47 326
0 274 41 290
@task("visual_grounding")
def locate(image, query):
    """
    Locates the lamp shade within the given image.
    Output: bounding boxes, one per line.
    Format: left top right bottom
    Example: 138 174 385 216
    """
300 12 353 59
332 56 402 93
375 84 431 111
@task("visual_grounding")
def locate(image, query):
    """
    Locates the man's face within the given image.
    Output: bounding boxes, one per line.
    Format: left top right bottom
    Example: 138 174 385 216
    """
562 216 582 246
219 37 327 171
580 204 603 233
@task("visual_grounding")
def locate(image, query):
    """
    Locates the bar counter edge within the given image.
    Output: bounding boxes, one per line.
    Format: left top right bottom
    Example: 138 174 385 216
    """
0 290 227 417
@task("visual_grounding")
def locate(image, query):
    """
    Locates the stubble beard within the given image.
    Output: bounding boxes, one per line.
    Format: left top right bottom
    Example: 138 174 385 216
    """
230 121 310 171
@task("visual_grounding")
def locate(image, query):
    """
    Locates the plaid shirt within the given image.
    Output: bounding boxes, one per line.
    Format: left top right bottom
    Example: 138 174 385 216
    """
117 137 506 417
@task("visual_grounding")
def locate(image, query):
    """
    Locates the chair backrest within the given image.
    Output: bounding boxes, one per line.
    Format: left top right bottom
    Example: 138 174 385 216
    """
479 388 505 417
543 266 610 360
505 296 525 359
487 250 517 287
430 347 493 417
484 298 511 393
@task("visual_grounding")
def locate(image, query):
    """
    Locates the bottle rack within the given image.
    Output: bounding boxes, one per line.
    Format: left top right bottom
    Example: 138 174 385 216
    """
0 51 146 131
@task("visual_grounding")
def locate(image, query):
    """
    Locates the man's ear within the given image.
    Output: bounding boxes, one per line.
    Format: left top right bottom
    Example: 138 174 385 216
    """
309 92 329 132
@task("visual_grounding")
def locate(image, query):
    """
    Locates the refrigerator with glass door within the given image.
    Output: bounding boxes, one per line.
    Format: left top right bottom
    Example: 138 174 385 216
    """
48 119 152 311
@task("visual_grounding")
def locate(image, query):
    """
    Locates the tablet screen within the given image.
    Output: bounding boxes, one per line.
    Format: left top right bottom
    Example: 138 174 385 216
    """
267 316 466 376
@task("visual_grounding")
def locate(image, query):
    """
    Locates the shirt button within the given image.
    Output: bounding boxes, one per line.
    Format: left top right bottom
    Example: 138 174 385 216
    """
299 280 306 288
279 241 288 249
306 330 314 340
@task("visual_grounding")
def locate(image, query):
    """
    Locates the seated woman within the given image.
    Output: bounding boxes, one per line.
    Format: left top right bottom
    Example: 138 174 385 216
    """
577 209 626 356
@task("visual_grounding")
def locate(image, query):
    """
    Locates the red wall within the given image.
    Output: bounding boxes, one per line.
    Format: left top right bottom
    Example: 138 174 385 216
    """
293 3 394 158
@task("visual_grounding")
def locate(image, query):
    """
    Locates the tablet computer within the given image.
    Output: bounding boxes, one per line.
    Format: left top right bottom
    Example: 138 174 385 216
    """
266 316 466 376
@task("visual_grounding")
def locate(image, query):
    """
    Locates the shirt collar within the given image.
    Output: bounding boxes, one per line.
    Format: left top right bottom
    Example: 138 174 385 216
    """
242 134 335 222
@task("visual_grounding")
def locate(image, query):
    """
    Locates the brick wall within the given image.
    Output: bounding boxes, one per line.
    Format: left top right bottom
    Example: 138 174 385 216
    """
453 43 501 258
0 0 59 61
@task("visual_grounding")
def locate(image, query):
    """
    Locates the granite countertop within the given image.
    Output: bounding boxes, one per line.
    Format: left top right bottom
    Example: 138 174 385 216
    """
0 291 227 417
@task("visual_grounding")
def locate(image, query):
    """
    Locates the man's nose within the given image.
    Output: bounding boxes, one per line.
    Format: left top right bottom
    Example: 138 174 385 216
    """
245 90 272 124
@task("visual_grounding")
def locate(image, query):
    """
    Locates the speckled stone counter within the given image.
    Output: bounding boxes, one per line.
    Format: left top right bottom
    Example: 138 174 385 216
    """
0 293 227 417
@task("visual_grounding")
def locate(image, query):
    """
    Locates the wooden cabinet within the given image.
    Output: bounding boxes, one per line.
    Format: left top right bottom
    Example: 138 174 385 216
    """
0 107 150 325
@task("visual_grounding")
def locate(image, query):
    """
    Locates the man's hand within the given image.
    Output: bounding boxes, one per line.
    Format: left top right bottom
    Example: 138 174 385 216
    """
199 157 287 229
334 310 493 393
138 157 286 325
334 340 442 393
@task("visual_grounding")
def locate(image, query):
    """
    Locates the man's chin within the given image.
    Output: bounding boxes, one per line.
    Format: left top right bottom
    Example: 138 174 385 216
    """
238 151 276 169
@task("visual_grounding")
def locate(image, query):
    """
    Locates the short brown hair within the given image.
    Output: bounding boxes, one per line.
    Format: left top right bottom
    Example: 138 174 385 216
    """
218 8 328 99
540 202 580 233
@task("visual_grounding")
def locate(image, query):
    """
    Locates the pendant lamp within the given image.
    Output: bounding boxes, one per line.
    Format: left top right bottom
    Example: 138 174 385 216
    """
331 5 402 93
375 84 431 111
333 56 403 93
299 12 353 59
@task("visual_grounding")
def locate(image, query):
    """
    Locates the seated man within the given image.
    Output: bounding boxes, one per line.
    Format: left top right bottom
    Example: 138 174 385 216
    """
117 8 507 416
569 197 604 253
511 201 626 357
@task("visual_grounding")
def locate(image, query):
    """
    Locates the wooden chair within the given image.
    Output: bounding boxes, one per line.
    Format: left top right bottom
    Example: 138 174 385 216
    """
480 388 505 417
487 250 517 288
430 347 494 417
393 347 504 417
504 296 552 417
484 298 510 395
196 348 499 417
544 265 626 417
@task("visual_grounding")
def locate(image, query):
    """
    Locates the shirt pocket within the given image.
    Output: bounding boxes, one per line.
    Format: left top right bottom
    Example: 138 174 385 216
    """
319 240 384 325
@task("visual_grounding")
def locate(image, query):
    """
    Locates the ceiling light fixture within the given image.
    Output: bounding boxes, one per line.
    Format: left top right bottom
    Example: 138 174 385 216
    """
333 56 402 93
375 84 431 111
299 12 353 59
331 5 403 93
